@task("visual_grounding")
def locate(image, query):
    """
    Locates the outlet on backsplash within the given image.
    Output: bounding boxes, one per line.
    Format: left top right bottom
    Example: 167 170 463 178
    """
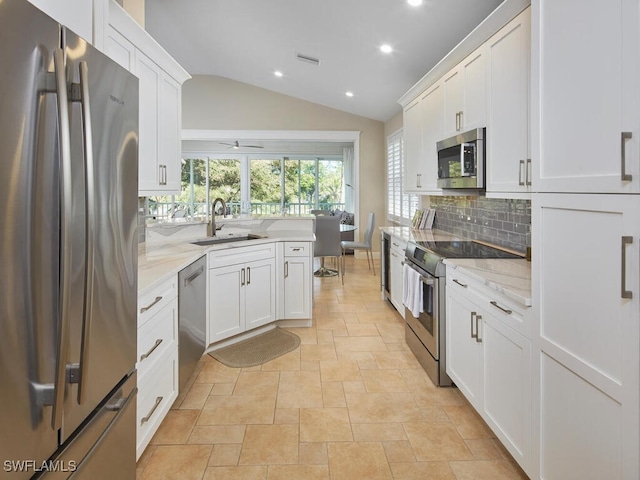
427 196 531 253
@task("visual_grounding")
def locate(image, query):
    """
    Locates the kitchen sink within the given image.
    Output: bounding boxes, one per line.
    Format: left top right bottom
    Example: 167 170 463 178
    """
190 234 265 246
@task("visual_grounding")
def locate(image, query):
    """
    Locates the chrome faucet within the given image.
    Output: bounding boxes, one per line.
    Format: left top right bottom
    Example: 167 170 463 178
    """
207 197 227 237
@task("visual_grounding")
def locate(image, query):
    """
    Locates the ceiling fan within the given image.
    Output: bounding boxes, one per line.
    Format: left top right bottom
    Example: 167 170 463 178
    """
219 140 263 150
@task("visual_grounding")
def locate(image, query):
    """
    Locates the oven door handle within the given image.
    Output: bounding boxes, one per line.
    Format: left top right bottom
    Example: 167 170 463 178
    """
402 261 435 285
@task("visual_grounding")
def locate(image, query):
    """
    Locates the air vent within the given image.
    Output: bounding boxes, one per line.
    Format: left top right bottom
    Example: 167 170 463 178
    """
295 52 321 66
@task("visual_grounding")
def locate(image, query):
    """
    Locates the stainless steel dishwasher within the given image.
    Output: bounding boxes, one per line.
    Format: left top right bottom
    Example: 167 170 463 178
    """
178 256 207 392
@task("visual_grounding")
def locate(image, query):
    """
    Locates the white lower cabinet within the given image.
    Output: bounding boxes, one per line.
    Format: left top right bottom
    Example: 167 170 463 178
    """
532 193 640 479
389 236 407 317
136 274 178 460
208 244 276 344
283 242 313 319
446 268 531 475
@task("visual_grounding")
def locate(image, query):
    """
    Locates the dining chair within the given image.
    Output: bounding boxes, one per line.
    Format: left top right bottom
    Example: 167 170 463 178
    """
313 214 342 280
341 211 375 281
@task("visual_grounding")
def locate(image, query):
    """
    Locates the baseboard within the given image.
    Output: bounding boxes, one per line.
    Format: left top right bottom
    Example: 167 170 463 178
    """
276 319 312 328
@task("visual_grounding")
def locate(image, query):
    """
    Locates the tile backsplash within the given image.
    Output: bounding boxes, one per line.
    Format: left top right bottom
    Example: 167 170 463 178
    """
429 196 531 253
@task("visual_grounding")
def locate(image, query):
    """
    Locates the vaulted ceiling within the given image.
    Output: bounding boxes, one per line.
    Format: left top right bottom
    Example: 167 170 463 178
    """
145 0 503 122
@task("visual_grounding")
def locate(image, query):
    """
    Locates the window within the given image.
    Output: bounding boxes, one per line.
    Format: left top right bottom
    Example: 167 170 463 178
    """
387 129 418 225
149 154 349 221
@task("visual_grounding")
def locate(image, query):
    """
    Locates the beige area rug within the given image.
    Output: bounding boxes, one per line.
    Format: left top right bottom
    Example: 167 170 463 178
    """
208 327 300 368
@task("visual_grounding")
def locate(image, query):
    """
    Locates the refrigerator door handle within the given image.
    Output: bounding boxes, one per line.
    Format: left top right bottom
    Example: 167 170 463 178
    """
52 47 74 430
75 60 96 405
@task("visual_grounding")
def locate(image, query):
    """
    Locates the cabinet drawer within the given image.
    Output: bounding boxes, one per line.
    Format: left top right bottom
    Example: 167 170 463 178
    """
284 242 311 257
446 268 530 338
137 347 178 458
208 243 275 268
390 236 407 254
137 300 177 381
138 275 177 327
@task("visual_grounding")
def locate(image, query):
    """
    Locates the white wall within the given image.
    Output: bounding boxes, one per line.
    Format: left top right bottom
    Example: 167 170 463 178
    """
182 75 386 251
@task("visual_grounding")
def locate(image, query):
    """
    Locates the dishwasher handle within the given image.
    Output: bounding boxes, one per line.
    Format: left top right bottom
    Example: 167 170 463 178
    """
183 265 205 287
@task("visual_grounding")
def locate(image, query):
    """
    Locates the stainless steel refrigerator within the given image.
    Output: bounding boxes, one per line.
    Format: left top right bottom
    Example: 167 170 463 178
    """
0 0 139 478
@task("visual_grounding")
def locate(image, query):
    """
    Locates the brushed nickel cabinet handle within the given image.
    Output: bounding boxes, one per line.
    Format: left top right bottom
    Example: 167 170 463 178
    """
453 279 467 288
475 314 482 343
141 396 163 425
490 301 512 315
416 173 422 188
471 311 477 339
140 296 162 314
621 236 633 299
241 268 245 286
526 159 532 186
284 261 289 278
518 160 525 186
621 132 633 181
139 339 163 362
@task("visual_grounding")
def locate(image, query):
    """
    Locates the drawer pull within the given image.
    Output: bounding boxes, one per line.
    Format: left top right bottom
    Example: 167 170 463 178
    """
490 301 512 315
139 339 163 362
141 396 163 425
452 279 467 288
140 296 162 314
292 248 302 251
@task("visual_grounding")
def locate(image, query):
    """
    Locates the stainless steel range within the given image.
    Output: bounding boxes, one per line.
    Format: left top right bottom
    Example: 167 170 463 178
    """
403 240 521 386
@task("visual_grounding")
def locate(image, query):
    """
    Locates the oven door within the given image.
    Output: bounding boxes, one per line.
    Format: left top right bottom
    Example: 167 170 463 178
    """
404 262 439 360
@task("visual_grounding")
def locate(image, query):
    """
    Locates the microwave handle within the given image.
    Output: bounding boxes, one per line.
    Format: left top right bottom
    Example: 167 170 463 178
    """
460 143 475 176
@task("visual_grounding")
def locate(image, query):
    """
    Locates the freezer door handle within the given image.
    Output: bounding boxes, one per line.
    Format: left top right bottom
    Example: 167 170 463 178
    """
76 60 96 406
52 47 74 430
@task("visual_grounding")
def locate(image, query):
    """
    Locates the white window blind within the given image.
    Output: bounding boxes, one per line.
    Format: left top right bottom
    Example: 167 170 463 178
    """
387 130 418 225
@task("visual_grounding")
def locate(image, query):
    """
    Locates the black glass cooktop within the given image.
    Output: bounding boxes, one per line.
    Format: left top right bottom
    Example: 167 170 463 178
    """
414 241 522 259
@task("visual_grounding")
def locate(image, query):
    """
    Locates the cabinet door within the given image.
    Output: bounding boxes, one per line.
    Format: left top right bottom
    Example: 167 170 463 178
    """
486 8 531 195
403 98 425 192
533 193 640 479
158 73 181 193
420 83 444 192
209 265 243 343
482 313 531 474
284 256 311 319
446 290 483 406
460 48 486 131
389 249 404 314
443 67 463 137
134 50 160 193
245 258 276 330
105 26 135 72
534 0 640 193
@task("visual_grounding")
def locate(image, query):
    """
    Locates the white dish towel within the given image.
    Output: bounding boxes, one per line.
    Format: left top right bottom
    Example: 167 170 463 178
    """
402 263 423 318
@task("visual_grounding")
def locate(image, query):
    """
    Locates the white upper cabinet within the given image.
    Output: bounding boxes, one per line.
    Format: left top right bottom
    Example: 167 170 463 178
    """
106 0 190 196
442 47 487 139
486 8 531 196
105 26 135 71
27 0 93 42
403 97 426 192
533 0 640 193
419 83 445 193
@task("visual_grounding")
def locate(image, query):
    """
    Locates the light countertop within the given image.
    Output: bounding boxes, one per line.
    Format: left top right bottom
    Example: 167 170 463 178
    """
138 230 315 296
380 226 532 306
443 258 532 306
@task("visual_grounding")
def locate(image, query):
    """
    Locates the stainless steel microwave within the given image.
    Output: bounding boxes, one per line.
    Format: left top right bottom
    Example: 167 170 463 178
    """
436 128 485 189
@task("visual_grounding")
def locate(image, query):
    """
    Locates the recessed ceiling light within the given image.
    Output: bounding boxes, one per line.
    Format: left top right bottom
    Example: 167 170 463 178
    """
408 0 422 6
274 70 283 77
345 91 354 97
380 44 393 54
